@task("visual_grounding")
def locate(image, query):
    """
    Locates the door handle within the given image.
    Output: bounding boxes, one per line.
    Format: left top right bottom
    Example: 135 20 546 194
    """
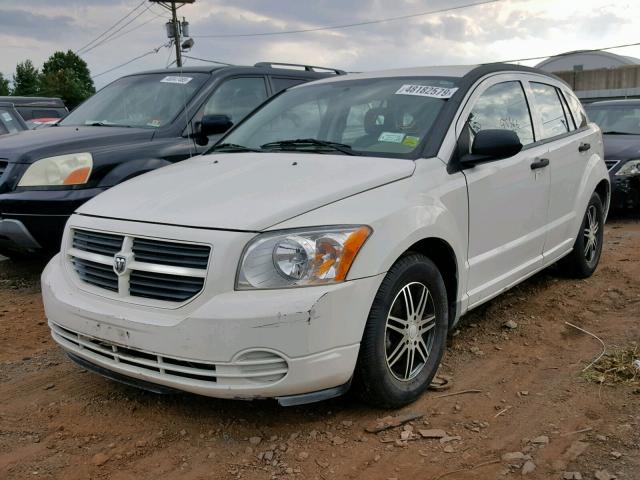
578 142 591 152
530 157 550 170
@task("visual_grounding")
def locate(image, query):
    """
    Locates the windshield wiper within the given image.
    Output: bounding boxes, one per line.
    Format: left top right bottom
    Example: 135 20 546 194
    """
209 143 262 153
260 138 361 156
86 121 131 128
601 130 636 135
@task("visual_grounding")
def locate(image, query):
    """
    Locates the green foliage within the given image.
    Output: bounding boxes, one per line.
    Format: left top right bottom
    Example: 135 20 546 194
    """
39 50 95 109
0 73 9 96
12 60 40 96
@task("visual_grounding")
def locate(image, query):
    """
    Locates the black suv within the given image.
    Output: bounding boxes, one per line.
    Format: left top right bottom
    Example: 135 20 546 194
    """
0 62 344 256
585 99 640 210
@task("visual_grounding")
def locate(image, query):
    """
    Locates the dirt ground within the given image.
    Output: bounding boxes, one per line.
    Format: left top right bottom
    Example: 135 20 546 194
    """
1 217 639 480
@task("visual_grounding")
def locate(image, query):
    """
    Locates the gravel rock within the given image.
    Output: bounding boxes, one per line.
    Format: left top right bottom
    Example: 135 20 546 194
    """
332 436 346 445
503 320 518 329
531 435 549 445
563 473 583 480
92 453 110 466
521 460 536 475
418 429 447 439
594 470 617 480
297 451 309 461
502 452 531 462
248 436 262 446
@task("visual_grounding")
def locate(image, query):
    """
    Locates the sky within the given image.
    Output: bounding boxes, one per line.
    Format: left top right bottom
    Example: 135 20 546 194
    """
1 0 639 89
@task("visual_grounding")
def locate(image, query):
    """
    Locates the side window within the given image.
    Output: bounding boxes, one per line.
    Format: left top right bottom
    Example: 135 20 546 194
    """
564 90 588 129
271 77 306 93
467 81 535 146
203 77 268 124
558 91 577 131
530 82 570 139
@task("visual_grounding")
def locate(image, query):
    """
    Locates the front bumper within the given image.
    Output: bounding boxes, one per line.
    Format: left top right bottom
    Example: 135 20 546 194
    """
42 252 383 401
0 187 106 251
609 174 640 210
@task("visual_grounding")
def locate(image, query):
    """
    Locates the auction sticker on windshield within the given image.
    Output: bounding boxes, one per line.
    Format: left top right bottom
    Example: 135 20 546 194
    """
160 76 193 85
395 85 458 98
1 112 12 122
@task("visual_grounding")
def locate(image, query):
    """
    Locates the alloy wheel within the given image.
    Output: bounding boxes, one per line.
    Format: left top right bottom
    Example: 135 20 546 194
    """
583 205 599 264
384 281 437 381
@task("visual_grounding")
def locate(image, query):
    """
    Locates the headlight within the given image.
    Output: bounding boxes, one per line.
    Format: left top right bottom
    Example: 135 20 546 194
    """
616 159 640 176
237 225 372 290
18 152 93 187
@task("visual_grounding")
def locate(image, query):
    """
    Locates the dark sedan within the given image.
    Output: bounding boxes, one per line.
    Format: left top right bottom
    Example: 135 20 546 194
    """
585 100 640 210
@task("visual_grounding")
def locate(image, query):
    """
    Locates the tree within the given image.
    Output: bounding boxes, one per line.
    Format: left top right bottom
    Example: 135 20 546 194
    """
0 73 9 96
12 60 40 96
40 50 95 108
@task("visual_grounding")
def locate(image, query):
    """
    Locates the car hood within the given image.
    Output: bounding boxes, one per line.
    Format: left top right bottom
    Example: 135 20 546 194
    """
77 153 416 231
0 126 154 163
603 134 640 160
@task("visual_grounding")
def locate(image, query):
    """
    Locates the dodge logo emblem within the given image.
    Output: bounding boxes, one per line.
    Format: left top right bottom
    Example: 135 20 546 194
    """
113 255 127 275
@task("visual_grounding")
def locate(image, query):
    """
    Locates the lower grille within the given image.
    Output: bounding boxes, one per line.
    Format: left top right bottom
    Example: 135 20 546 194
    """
50 323 289 386
71 257 118 292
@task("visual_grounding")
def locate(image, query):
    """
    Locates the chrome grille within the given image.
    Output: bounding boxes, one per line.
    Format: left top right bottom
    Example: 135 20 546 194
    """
132 237 210 269
71 257 119 292
50 322 289 386
605 159 620 171
69 228 210 304
129 270 205 302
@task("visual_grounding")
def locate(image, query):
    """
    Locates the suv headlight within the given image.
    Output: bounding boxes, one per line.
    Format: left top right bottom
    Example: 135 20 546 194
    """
18 152 93 187
236 226 371 290
616 159 640 176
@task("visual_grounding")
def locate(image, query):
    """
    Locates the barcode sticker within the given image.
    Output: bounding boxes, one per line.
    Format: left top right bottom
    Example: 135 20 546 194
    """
395 84 458 98
160 76 193 84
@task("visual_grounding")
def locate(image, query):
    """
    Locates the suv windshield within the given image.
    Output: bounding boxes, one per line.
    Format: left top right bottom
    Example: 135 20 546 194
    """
585 104 640 135
218 77 458 158
60 73 208 129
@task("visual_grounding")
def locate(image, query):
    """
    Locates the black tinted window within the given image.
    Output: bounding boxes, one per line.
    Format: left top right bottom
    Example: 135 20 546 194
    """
565 91 588 128
531 82 570 139
204 77 268 124
468 81 534 145
272 77 306 93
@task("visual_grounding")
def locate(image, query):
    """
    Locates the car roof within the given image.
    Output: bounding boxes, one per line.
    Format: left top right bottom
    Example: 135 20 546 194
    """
0 96 66 107
296 63 566 88
585 99 640 107
123 64 339 79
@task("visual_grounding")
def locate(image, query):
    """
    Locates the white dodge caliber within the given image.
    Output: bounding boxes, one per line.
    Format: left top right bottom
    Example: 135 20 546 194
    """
42 64 609 407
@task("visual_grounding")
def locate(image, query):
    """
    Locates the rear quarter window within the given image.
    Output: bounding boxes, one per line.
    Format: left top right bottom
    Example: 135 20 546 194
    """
564 90 588 129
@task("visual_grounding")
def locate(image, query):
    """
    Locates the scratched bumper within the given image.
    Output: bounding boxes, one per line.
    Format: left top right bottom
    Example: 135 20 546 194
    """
42 250 383 399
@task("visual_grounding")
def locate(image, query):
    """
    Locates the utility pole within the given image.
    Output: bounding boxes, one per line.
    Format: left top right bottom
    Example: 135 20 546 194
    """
149 1 195 68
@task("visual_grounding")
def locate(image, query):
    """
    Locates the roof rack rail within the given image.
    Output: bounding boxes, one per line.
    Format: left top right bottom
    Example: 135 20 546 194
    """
254 62 346 75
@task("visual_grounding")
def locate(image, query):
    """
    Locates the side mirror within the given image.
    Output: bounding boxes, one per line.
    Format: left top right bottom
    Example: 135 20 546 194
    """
460 129 523 166
196 114 233 145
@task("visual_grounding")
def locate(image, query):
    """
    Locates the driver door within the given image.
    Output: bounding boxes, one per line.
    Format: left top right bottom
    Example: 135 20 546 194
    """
458 75 551 308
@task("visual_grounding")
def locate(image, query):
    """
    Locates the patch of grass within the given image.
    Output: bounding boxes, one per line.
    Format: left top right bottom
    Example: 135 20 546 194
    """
584 345 640 387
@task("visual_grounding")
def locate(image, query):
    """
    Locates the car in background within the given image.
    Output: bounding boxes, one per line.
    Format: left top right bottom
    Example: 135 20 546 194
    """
0 63 344 257
42 64 609 407
0 96 68 128
0 102 28 136
584 100 640 210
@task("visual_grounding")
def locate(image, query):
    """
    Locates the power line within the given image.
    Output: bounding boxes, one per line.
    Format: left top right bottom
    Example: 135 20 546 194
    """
75 0 147 54
182 55 234 66
91 42 169 79
79 4 153 55
192 0 503 38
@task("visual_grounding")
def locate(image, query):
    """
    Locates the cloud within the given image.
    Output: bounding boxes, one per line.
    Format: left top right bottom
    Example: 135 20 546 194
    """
0 8 81 41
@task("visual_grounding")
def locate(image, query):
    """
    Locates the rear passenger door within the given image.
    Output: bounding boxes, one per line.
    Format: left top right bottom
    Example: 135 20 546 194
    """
458 75 551 308
527 82 590 261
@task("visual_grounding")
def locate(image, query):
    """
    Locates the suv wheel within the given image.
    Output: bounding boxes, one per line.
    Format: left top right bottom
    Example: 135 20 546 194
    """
559 192 604 278
354 254 448 408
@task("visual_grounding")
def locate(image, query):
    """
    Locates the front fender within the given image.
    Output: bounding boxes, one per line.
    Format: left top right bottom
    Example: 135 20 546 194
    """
97 158 172 187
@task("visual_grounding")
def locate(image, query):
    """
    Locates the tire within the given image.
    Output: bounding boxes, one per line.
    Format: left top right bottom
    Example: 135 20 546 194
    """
558 192 604 278
354 253 449 408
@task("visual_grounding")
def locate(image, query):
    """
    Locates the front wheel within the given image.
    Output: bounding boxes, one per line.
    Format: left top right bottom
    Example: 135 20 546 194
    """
558 192 604 278
354 254 449 408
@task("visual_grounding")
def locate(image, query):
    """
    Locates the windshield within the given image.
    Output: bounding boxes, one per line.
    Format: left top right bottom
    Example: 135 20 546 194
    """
60 73 208 129
0 107 25 134
585 104 640 135
219 77 457 158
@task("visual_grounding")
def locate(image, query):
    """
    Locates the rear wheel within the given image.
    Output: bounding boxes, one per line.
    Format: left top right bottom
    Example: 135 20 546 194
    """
354 254 448 408
558 192 604 278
